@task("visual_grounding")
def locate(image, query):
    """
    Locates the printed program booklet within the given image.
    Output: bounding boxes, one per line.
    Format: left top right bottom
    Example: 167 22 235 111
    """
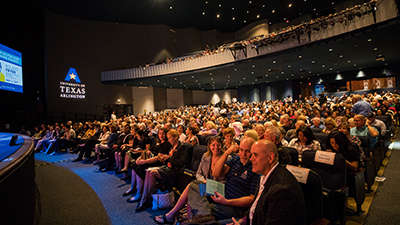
199 179 225 197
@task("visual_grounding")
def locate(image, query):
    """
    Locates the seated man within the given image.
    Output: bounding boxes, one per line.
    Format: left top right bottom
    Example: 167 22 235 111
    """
231 140 306 225
366 112 387 137
350 114 379 148
310 117 325 129
264 126 291 165
46 125 75 155
184 137 259 222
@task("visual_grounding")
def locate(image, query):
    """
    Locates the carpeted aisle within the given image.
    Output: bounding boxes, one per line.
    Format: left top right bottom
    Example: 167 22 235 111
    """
34 153 169 225
364 132 400 225
35 160 111 225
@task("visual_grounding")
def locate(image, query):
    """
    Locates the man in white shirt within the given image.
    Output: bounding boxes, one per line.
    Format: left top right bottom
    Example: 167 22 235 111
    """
230 140 306 225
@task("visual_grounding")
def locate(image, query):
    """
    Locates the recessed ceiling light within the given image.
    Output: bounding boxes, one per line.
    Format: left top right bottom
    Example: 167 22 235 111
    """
339 55 343 58
368 39 372 42
272 10 275 13
247 11 249 14
243 77 246 80
312 60 315 63
244 20 247 23
234 69 237 71
252 65 255 67
265 74 269 77
219 4 221 7
288 65 291 67
210 72 212 75
157 80 160 82
313 8 316 11
299 55 302 58
257 15 260 18
169 6 173 10
216 14 220 18
354 64 357 66
348 60 351 63
273 60 276 63
202 12 205 15
276 76 279 78
292 74 294 76
251 72 254 74
263 5 265 7
374 48 378 51
322 65 325 67
289 4 292 7
211 78 213 80
192 76 194 78
330 68 333 70
232 7 234 10
329 48 333 52
249 1 252 3
232 17 235 20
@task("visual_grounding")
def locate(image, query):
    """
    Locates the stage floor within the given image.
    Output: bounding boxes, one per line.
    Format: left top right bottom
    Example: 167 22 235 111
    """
0 133 24 162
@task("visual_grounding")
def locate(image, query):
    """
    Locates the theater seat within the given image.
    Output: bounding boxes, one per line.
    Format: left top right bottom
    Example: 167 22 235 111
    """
302 151 348 225
313 133 328 150
286 147 299 166
177 145 207 193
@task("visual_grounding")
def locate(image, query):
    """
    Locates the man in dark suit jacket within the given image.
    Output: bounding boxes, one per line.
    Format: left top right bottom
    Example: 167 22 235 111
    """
231 140 306 225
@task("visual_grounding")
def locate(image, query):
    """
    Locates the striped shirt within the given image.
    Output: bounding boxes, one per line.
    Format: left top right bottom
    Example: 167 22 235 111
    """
225 155 259 200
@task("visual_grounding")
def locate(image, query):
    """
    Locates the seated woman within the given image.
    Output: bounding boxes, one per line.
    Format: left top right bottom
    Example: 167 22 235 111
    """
34 125 54 151
177 124 187 142
114 126 138 172
327 131 360 172
91 125 118 163
135 129 190 212
120 130 152 173
74 125 110 162
184 126 199 147
288 126 321 155
223 127 237 150
198 121 218 137
124 128 171 199
338 124 364 163
322 117 338 134
154 136 228 224
254 124 265 140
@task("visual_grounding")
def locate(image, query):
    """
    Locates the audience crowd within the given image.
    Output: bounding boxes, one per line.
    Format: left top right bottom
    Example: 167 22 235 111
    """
22 89 399 225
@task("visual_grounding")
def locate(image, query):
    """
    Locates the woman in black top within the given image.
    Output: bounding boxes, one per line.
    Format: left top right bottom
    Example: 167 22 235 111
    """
327 131 360 172
123 128 171 200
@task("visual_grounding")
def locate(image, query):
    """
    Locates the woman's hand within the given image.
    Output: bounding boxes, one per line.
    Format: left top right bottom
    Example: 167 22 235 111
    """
136 159 145 165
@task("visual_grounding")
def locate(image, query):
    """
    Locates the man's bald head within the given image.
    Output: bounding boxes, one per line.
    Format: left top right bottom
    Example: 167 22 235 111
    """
250 139 279 175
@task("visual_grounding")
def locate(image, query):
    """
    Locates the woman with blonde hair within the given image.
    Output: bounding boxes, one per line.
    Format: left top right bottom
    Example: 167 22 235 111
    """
198 121 218 136
323 117 337 134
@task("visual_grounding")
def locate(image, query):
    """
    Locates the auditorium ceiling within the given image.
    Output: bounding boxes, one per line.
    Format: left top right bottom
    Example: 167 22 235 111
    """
32 0 400 91
104 20 400 91
31 0 348 32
